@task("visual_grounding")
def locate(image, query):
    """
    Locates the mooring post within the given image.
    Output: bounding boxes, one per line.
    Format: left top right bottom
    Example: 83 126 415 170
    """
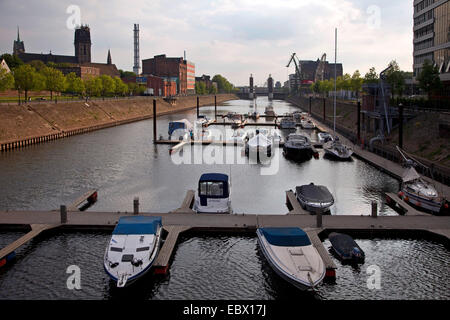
153 99 157 144
309 96 312 114
371 201 377 218
323 98 326 122
133 197 139 215
357 101 361 142
214 95 217 120
398 103 403 149
316 208 322 228
197 96 200 118
60 205 67 224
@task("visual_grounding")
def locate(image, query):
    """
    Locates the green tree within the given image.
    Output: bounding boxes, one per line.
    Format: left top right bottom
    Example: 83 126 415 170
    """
385 60 406 98
0 67 14 91
364 67 378 84
209 85 217 94
417 59 442 100
212 75 234 93
84 76 102 97
119 69 136 79
41 66 66 100
28 60 47 72
0 53 24 70
195 81 207 94
113 76 128 96
13 64 43 101
99 75 115 97
65 72 85 97
350 70 363 96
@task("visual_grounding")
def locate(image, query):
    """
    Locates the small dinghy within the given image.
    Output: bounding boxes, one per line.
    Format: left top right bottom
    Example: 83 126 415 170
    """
104 216 162 287
257 227 326 290
295 183 334 214
328 232 365 263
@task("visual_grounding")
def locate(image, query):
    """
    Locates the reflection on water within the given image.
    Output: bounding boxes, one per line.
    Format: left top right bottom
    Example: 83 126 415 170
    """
0 97 399 215
0 233 448 300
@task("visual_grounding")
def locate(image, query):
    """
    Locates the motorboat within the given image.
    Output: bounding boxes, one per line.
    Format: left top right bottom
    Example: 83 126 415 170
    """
230 129 247 144
293 112 303 123
249 111 260 120
104 216 162 288
193 173 232 214
318 132 334 143
279 115 296 129
295 183 334 214
168 119 192 140
283 134 315 161
245 130 272 158
300 119 315 129
193 120 212 141
323 138 353 160
399 166 447 214
267 129 282 144
257 227 326 290
328 232 365 263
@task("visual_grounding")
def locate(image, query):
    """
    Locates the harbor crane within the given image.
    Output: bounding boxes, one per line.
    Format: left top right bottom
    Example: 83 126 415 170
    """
314 53 327 82
286 53 302 93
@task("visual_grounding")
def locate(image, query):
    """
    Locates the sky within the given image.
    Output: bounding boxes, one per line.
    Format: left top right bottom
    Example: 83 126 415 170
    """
0 0 413 86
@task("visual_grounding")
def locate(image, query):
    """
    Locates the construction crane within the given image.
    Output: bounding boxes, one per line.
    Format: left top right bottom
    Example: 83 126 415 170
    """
314 53 327 82
286 53 302 93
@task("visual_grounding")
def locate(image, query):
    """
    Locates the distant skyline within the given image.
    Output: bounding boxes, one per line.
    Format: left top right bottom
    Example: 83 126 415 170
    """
0 0 413 86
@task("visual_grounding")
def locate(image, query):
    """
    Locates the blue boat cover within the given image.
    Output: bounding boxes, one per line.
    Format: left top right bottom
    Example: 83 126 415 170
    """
260 227 311 247
199 173 229 183
112 216 162 235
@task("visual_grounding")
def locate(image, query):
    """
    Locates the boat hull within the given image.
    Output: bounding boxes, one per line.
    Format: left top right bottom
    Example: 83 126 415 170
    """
401 189 443 214
282 146 313 161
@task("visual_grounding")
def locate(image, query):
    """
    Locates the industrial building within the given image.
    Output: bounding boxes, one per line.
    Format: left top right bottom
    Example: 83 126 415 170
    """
122 74 177 97
142 54 193 95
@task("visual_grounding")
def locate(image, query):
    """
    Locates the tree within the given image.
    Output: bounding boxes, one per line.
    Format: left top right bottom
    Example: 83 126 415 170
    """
209 85 217 94
84 76 102 97
0 67 14 91
113 76 128 96
417 59 442 100
99 75 115 97
119 69 136 79
195 81 207 95
0 53 23 70
28 60 46 72
385 60 406 98
41 66 66 100
65 72 85 97
13 64 43 101
364 67 378 84
212 75 234 93
350 70 363 96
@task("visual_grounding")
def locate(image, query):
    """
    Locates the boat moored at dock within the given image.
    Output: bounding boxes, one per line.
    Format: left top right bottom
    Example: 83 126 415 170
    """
328 232 365 263
283 134 315 161
193 173 232 214
104 216 162 288
257 227 326 290
295 183 334 214
323 138 353 160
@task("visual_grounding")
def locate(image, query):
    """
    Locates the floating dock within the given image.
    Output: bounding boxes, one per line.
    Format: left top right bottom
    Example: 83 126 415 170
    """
153 225 191 274
67 189 98 212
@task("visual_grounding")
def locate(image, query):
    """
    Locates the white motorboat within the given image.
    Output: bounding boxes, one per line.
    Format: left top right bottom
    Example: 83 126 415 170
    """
318 132 334 143
193 120 212 141
245 130 272 158
193 173 232 213
104 216 162 288
279 114 296 129
323 138 353 160
300 119 315 129
295 183 334 214
257 227 326 290
231 129 247 143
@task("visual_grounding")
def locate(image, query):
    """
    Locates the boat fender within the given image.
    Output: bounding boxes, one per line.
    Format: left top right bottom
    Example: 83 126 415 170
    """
398 191 404 198
0 258 6 268
444 203 449 209
417 201 421 207
404 196 409 202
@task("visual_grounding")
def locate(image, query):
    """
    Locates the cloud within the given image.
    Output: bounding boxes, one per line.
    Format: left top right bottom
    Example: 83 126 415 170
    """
0 0 413 85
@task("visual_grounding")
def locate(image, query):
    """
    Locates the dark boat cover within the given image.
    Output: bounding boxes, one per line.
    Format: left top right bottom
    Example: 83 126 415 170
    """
260 227 311 247
328 232 364 259
296 183 333 203
113 216 162 235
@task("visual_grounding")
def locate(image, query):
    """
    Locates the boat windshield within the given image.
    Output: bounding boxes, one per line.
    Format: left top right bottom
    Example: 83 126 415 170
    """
199 181 226 197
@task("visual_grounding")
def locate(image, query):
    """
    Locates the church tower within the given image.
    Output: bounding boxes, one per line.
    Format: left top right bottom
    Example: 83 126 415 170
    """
74 25 91 64
13 26 25 55
107 49 112 65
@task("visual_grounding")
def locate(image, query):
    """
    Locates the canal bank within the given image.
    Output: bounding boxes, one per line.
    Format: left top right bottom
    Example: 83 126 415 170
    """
0 94 238 151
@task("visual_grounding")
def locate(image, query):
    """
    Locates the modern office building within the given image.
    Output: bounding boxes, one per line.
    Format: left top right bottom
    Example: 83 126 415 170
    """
413 0 450 83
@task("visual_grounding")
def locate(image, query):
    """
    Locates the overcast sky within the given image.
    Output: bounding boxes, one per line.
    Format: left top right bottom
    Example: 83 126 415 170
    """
0 0 413 86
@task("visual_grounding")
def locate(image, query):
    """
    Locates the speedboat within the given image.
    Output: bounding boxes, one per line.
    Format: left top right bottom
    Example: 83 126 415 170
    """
318 132 334 143
300 119 315 129
283 134 314 161
257 227 326 290
328 232 365 263
279 115 296 129
295 183 334 214
193 173 232 213
245 130 272 158
168 119 192 140
399 166 447 214
323 138 353 160
104 216 162 288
